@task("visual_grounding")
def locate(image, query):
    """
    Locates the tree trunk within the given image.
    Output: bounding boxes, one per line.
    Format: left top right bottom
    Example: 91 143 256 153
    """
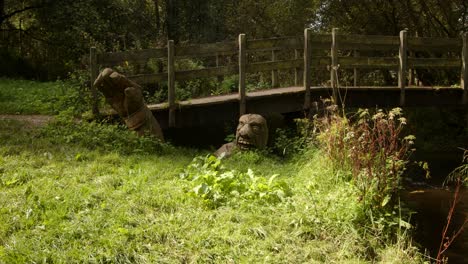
0 0 5 25
166 0 178 42
153 0 161 34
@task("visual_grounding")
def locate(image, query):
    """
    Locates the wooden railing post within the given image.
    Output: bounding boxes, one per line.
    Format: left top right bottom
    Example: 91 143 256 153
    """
294 49 302 86
330 28 339 104
215 53 224 83
303 28 312 109
353 50 359 87
462 32 468 105
238 34 247 116
271 50 278 88
89 47 100 116
168 40 176 127
398 29 408 106
408 51 415 86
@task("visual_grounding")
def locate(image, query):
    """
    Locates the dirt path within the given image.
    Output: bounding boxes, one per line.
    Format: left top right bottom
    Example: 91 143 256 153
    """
0 115 54 128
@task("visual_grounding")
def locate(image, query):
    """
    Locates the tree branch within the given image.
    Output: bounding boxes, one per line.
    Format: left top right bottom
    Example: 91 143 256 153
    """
0 4 45 25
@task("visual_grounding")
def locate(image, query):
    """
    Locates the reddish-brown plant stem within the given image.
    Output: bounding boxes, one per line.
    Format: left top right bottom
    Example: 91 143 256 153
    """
436 177 467 263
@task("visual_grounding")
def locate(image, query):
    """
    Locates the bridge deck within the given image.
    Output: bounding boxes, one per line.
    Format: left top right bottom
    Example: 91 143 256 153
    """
103 86 465 129
147 86 464 111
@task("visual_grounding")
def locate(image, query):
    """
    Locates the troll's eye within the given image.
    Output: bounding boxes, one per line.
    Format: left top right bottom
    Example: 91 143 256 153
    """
251 124 260 132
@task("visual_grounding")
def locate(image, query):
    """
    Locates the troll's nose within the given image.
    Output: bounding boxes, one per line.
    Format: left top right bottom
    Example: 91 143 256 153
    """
239 124 252 137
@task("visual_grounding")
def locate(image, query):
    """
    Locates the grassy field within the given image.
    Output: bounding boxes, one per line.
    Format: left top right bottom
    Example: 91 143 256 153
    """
0 117 426 263
0 78 427 263
0 78 85 115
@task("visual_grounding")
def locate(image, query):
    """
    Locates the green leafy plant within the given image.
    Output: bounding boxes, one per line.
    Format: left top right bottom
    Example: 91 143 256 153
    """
174 59 218 100
180 155 292 208
213 75 238 95
273 118 313 158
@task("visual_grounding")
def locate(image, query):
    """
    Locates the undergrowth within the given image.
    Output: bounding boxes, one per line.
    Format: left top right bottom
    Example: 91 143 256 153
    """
0 83 427 263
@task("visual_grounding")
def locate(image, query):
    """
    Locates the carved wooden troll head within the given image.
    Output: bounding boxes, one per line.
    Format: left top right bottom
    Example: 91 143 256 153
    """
235 114 268 150
93 68 164 140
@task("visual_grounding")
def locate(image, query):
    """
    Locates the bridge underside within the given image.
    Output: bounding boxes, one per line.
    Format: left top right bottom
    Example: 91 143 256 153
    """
143 86 466 130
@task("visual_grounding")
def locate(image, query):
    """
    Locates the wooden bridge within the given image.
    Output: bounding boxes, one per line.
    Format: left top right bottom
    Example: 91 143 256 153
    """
90 29 468 130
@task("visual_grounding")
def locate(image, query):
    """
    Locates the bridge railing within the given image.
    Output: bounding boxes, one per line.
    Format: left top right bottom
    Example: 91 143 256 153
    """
90 30 468 123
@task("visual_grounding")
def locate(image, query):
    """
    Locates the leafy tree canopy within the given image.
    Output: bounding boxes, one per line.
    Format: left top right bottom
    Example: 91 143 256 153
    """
0 0 466 79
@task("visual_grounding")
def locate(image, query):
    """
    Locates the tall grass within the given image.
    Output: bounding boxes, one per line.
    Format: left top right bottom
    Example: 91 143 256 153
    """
0 77 427 262
0 114 426 263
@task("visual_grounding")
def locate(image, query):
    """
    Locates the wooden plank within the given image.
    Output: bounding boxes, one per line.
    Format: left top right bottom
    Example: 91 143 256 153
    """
295 49 302 86
340 34 400 45
90 47 100 116
168 40 176 127
339 57 399 69
178 93 239 108
175 41 237 57
308 43 331 50
339 43 399 51
353 50 359 86
128 73 166 84
408 58 460 68
463 33 468 105
339 34 399 51
399 30 408 106
408 36 461 52
215 54 223 83
239 34 247 115
246 36 302 51
98 48 166 65
409 51 415 85
175 66 237 80
104 85 463 117
309 34 332 50
311 56 330 66
246 59 302 72
331 28 338 104
271 50 279 87
247 86 304 98
127 66 240 83
304 29 312 109
310 34 332 44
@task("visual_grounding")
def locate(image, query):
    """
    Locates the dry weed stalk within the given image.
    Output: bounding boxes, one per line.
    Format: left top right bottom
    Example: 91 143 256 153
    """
436 150 468 263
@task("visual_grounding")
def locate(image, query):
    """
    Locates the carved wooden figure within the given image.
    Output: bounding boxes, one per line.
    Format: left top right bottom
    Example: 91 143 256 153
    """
93 68 164 141
215 114 268 157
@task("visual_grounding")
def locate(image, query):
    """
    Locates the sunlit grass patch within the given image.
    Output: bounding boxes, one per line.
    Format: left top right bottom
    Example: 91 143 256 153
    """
0 78 82 115
0 116 427 263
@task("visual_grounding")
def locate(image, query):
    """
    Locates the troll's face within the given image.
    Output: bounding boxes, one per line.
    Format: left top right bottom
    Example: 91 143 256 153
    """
235 114 268 150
